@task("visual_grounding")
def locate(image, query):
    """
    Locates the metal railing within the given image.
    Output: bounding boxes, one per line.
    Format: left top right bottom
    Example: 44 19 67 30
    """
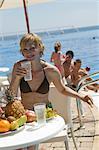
76 71 99 127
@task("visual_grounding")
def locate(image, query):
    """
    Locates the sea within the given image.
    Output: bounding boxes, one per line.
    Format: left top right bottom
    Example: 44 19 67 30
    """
0 25 99 78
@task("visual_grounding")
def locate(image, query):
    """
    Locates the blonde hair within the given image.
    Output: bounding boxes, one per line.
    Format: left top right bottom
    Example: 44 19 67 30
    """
20 33 44 56
54 41 61 53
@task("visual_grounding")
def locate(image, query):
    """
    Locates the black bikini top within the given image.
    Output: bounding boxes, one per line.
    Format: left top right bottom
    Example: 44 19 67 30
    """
20 70 49 94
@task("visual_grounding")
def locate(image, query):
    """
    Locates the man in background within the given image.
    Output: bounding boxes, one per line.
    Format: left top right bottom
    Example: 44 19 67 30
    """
63 50 74 85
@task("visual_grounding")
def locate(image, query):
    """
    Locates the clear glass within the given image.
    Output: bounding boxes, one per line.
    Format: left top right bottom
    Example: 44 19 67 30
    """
21 61 32 81
34 103 46 126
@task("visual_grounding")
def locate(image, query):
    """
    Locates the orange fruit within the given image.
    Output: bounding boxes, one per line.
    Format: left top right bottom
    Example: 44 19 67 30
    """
0 119 11 132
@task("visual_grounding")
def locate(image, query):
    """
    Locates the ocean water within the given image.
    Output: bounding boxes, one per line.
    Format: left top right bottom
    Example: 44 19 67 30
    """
0 26 99 77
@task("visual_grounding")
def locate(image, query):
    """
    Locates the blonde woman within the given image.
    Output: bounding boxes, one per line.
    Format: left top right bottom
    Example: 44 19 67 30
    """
50 41 65 77
10 33 93 150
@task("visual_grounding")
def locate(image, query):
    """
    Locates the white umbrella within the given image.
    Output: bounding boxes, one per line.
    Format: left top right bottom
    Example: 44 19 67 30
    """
0 0 54 33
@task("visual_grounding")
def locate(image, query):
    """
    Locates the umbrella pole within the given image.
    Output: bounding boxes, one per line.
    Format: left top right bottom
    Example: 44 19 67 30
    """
23 0 30 33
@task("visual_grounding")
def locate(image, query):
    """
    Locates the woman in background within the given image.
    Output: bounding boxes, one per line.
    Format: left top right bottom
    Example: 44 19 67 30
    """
50 41 65 77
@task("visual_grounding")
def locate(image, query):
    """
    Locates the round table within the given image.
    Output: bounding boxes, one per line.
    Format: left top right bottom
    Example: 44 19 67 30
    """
0 116 65 150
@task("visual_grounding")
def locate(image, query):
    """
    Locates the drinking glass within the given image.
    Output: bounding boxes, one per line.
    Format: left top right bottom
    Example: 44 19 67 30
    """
21 61 32 81
34 103 46 126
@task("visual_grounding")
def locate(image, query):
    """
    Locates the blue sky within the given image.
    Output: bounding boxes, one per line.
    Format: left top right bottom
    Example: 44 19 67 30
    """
0 0 98 35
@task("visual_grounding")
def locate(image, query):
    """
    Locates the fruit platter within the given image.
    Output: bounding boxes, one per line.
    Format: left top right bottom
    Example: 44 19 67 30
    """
0 105 27 136
0 123 25 136
0 89 57 135
0 89 28 135
0 106 57 135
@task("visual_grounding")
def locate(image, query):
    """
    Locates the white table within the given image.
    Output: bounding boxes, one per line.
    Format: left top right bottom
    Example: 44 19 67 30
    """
0 116 65 150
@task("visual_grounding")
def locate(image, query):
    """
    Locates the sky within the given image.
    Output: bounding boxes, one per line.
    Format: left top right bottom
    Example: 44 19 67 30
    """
0 0 99 35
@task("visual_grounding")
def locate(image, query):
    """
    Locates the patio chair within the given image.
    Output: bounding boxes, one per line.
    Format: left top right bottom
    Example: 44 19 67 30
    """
76 71 99 127
0 82 8 107
6 72 21 99
0 76 9 90
43 83 78 150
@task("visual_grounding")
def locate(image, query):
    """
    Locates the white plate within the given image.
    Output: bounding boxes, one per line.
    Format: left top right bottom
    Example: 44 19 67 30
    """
0 125 25 136
26 122 43 131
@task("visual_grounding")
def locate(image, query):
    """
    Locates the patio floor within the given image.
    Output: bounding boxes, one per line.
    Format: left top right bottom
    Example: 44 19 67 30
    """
40 94 99 150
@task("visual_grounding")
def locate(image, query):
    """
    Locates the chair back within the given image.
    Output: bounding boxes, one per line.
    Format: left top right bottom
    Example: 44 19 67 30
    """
48 83 75 125
0 83 7 107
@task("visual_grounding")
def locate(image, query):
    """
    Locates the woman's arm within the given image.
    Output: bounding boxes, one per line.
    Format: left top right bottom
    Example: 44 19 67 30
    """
9 62 26 96
48 66 93 107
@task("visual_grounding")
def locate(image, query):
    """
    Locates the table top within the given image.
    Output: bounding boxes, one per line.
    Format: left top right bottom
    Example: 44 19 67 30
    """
0 116 65 150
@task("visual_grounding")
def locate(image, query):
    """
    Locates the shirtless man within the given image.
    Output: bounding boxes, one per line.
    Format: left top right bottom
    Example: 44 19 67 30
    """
79 67 99 92
71 59 82 88
71 59 99 92
63 50 74 84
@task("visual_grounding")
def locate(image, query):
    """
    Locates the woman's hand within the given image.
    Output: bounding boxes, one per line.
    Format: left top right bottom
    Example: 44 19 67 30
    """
82 95 93 107
13 63 27 80
9 62 27 96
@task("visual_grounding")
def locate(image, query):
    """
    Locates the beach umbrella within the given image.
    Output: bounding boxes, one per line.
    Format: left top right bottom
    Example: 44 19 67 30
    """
0 0 54 33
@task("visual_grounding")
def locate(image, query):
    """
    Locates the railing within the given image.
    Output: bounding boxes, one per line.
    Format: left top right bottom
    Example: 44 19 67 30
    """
76 71 99 92
76 71 99 127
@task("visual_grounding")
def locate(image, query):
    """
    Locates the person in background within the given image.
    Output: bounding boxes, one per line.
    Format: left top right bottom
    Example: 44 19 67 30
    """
79 66 90 77
63 50 74 85
50 41 65 77
9 33 93 150
71 59 99 92
85 66 90 72
70 59 82 89
79 66 99 92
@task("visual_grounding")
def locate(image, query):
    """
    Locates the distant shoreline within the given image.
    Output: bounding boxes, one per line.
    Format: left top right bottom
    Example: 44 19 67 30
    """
0 25 99 41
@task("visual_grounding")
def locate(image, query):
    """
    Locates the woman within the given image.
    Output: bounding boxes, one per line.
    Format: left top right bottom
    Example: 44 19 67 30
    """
9 33 93 150
50 41 65 77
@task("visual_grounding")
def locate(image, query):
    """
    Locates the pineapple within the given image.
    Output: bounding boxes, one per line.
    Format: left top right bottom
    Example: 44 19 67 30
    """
5 89 25 119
